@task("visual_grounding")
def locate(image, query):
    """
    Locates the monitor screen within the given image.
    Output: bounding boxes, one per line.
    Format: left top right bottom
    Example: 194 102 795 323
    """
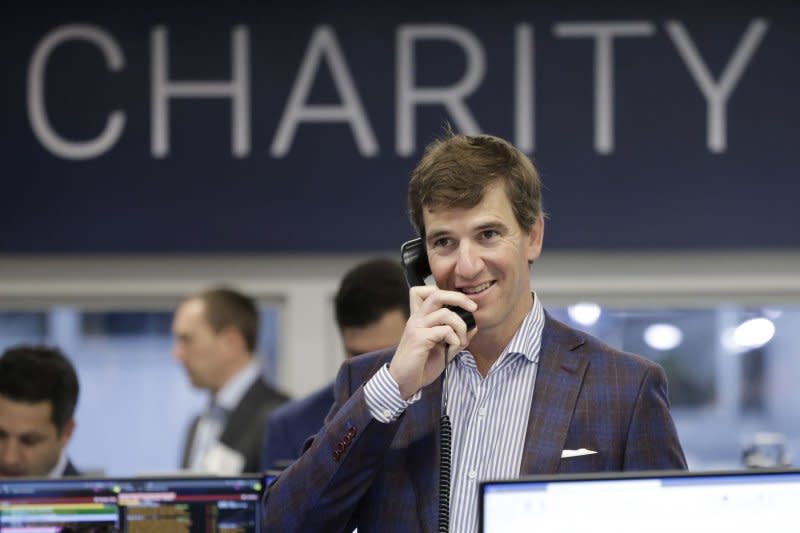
479 468 800 533
0 477 121 532
0 475 264 533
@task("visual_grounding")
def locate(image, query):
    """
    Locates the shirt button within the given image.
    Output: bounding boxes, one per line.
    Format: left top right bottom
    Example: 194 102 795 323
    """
383 409 392 419
468 470 477 480
478 407 487 418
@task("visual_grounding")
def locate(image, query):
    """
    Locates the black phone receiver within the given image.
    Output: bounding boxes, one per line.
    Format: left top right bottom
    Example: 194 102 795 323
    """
400 238 476 331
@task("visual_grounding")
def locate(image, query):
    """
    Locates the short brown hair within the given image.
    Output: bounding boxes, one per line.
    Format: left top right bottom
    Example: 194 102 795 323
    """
408 132 544 237
197 287 259 352
0 345 79 434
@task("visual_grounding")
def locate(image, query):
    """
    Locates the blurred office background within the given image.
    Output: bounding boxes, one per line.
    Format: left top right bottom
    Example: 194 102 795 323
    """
2 0 799 475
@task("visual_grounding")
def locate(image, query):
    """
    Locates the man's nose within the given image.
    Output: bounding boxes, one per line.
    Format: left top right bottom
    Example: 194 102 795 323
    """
0 440 22 467
454 242 483 279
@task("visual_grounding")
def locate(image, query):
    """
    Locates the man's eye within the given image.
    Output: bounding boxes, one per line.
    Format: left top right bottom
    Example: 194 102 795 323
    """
20 436 44 447
481 229 499 240
432 237 452 248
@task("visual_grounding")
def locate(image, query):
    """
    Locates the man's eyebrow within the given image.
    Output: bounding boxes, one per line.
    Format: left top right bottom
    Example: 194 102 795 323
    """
471 221 510 235
475 221 506 231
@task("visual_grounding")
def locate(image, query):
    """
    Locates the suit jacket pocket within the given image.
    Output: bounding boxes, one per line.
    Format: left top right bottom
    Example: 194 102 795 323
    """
558 452 604 473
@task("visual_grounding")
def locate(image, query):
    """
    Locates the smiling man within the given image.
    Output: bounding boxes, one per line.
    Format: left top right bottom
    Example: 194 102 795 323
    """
263 132 687 532
0 345 80 478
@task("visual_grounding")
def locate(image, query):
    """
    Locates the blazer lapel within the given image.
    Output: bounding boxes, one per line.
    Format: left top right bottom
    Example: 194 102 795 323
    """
520 315 589 474
406 375 443 533
219 380 262 450
181 416 200 468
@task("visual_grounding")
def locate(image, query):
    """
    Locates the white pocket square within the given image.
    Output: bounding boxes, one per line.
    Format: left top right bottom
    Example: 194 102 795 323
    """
561 448 598 458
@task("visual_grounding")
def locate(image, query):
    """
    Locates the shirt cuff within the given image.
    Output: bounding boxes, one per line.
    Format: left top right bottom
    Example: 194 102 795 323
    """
364 364 422 423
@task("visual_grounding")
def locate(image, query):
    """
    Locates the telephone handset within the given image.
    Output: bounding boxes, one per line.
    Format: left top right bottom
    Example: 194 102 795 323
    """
400 237 476 331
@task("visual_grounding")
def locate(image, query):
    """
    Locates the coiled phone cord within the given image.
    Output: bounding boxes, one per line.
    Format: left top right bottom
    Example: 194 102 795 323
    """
438 344 452 533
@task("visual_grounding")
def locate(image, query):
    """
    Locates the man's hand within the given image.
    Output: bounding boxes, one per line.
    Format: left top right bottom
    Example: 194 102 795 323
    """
389 286 478 399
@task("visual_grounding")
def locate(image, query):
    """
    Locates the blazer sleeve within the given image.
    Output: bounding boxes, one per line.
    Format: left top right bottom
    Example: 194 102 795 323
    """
624 363 687 470
263 355 402 532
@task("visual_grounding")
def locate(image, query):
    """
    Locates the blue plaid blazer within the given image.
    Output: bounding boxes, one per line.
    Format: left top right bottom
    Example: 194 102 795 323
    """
263 313 687 532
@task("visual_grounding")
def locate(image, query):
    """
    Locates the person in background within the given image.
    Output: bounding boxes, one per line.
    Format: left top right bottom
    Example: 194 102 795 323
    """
173 286 288 474
0 345 81 477
263 131 687 532
261 258 409 470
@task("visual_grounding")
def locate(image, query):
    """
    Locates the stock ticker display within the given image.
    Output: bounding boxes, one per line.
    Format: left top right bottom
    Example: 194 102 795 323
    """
0 475 264 533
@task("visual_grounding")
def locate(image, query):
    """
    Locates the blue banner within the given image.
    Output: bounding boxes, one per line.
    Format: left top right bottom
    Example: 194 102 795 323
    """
2 1 798 252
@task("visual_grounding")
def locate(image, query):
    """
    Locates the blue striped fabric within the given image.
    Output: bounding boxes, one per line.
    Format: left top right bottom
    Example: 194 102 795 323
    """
448 294 544 533
364 363 421 423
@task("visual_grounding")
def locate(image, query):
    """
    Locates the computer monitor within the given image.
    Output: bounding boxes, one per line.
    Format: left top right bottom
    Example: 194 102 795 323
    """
117 475 264 532
0 477 121 532
0 475 265 532
479 468 800 533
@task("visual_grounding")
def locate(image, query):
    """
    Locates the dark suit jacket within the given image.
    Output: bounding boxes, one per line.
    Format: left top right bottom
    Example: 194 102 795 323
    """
181 378 289 474
263 314 687 532
261 383 335 470
62 459 80 476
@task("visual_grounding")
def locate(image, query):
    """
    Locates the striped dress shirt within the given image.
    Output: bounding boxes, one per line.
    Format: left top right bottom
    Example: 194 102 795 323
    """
365 293 544 533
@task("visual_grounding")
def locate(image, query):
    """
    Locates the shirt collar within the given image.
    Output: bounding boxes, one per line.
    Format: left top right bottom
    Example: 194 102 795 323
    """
214 359 261 412
456 291 545 370
48 450 68 478
503 291 545 364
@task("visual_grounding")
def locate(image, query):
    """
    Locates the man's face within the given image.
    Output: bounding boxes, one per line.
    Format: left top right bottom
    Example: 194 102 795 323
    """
0 394 73 477
424 181 543 341
340 308 408 358
172 298 228 392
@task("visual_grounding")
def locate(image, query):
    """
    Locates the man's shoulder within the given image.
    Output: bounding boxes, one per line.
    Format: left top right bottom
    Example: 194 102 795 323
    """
247 376 291 403
543 313 660 373
229 377 290 426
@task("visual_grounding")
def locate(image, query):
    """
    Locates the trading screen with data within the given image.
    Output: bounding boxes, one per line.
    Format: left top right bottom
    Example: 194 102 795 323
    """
0 475 264 533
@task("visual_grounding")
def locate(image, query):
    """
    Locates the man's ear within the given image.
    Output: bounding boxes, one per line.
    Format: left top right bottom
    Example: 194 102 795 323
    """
58 418 76 448
525 215 545 263
218 325 248 354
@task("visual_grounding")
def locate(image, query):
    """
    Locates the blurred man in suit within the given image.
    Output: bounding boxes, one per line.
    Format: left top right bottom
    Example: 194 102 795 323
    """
173 286 288 474
261 258 409 470
264 132 687 532
0 345 81 477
